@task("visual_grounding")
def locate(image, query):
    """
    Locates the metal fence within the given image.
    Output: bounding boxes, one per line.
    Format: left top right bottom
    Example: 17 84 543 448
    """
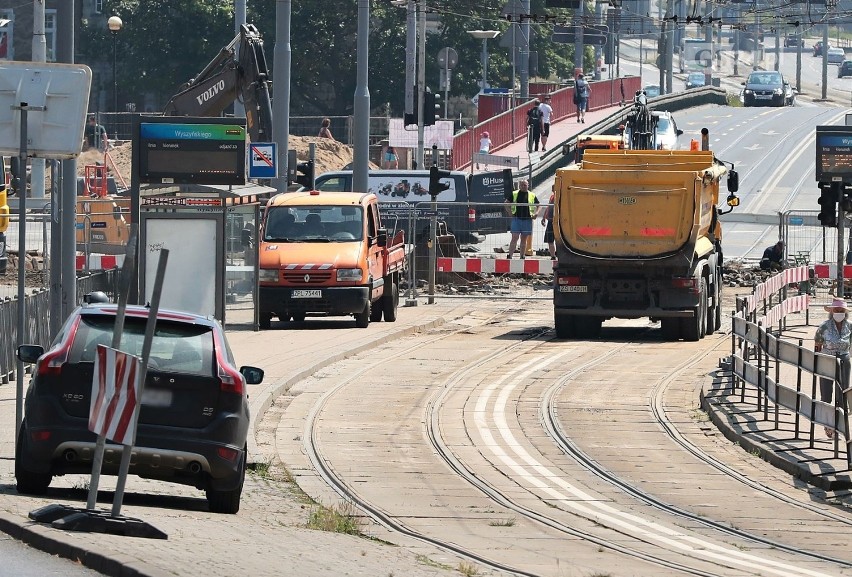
0 269 120 385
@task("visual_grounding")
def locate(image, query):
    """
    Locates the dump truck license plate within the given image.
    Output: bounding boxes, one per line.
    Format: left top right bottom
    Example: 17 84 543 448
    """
559 286 588 293
292 289 322 298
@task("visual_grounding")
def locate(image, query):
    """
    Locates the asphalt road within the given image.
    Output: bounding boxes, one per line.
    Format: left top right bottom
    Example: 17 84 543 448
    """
0 536 101 576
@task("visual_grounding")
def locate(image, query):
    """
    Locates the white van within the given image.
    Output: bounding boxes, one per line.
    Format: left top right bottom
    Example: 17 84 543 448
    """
307 169 514 242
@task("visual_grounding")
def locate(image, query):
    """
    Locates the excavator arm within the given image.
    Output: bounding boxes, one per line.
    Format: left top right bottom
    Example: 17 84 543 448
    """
162 24 273 143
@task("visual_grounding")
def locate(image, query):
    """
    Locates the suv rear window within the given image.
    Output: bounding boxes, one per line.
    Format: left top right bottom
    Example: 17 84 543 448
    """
70 315 214 376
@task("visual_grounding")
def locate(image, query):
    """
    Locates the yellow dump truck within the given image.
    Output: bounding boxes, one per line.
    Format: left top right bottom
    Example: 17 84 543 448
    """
552 148 739 341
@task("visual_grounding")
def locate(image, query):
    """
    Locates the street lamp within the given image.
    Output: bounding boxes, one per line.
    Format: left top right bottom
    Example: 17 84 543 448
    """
107 16 122 114
467 30 499 91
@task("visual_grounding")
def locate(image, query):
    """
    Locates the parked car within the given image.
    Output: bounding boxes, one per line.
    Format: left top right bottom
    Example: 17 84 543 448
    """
827 47 846 64
14 298 264 514
685 72 706 89
741 71 791 107
642 84 661 98
813 41 830 57
839 60 852 78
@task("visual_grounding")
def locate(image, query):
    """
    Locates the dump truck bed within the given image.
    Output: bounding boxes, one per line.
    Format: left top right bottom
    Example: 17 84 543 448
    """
554 150 720 259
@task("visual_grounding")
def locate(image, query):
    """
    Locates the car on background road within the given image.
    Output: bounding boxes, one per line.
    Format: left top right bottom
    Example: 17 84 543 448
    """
827 47 846 64
642 84 661 98
839 60 852 78
14 296 264 514
741 71 791 107
813 41 830 56
685 72 706 89
784 35 804 48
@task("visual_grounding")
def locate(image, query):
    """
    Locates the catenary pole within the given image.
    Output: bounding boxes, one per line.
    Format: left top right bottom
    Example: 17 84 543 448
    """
272 0 291 192
353 0 370 192
31 1 46 201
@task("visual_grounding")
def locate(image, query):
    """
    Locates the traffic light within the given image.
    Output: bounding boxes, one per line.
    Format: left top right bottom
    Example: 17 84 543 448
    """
286 151 314 189
818 181 838 227
429 165 451 198
296 159 314 190
424 88 440 126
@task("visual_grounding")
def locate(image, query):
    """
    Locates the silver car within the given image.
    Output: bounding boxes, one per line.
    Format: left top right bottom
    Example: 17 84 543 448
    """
827 47 846 64
625 110 683 151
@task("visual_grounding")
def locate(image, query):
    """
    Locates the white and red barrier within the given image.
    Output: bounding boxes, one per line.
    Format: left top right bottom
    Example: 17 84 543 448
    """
89 344 142 446
437 257 554 275
812 263 852 280
76 254 125 271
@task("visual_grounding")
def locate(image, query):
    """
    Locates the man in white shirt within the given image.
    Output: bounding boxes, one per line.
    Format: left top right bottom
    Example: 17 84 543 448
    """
539 95 554 151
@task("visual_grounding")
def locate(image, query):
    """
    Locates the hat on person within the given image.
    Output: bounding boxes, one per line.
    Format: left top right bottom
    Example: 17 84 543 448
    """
824 298 850 312
481 131 489 137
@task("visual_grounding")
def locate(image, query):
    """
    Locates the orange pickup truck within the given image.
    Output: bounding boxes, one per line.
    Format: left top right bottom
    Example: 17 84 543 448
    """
257 190 406 329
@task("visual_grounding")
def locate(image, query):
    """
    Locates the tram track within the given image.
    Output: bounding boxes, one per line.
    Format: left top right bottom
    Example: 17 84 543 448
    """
541 330 852 570
292 308 851 576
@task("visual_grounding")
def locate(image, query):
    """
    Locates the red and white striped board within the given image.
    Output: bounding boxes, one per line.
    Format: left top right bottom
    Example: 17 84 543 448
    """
812 263 852 279
89 344 142 446
76 254 125 271
437 257 554 275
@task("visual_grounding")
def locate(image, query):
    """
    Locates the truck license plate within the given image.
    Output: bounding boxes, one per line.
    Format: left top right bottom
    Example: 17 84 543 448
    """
559 285 588 293
292 289 322 298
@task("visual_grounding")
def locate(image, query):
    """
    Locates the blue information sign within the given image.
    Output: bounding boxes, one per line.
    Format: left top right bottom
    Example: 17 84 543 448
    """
249 142 277 179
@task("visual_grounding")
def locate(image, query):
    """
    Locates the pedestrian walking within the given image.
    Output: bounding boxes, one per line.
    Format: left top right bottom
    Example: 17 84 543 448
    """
539 95 553 151
505 179 539 259
84 115 108 152
527 99 543 152
574 74 591 123
383 144 399 169
318 118 335 140
477 131 491 169
813 297 852 439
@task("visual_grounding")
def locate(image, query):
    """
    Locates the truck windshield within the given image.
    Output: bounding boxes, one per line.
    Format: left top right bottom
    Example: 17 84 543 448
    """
263 205 364 242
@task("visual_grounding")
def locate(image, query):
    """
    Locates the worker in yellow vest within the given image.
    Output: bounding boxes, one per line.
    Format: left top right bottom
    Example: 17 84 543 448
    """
505 179 540 259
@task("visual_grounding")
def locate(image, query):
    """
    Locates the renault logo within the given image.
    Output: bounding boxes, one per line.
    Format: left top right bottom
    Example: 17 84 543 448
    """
304 274 310 283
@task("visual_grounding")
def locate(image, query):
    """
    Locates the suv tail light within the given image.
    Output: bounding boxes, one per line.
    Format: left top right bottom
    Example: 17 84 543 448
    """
213 330 244 395
37 316 81 377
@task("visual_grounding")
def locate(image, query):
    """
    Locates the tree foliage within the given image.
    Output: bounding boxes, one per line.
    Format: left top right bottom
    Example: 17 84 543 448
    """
80 0 588 116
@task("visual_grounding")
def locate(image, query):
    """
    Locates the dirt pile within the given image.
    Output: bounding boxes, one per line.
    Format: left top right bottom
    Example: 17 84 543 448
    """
77 136 372 185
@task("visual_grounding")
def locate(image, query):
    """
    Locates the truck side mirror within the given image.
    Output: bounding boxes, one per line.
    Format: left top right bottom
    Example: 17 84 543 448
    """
727 170 739 193
376 228 387 248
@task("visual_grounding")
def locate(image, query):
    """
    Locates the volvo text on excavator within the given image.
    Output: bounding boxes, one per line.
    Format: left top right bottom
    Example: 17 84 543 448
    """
163 24 272 143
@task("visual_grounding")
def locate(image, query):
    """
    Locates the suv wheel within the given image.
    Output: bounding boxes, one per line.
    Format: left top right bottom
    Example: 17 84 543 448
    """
15 425 52 495
206 454 246 514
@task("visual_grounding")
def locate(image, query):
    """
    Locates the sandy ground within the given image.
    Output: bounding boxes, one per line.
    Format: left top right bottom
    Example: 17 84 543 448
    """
77 136 372 185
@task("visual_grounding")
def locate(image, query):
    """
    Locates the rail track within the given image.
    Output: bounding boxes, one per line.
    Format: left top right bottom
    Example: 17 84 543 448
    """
286 302 852 576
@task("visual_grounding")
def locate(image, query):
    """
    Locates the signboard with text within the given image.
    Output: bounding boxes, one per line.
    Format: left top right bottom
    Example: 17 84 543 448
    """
816 126 852 181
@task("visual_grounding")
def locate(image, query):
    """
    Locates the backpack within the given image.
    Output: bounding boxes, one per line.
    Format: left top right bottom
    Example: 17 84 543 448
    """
527 106 541 126
577 79 589 98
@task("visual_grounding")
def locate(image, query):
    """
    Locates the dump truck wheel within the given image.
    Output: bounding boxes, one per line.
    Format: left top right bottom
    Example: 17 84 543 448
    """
576 316 602 339
661 318 680 340
683 278 707 342
554 314 573 338
370 302 384 322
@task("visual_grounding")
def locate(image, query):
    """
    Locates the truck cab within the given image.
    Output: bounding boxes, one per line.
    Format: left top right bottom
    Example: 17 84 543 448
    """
257 191 405 329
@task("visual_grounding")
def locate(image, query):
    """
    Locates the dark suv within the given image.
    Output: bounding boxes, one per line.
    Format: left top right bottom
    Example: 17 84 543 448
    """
15 301 263 513
839 60 852 78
